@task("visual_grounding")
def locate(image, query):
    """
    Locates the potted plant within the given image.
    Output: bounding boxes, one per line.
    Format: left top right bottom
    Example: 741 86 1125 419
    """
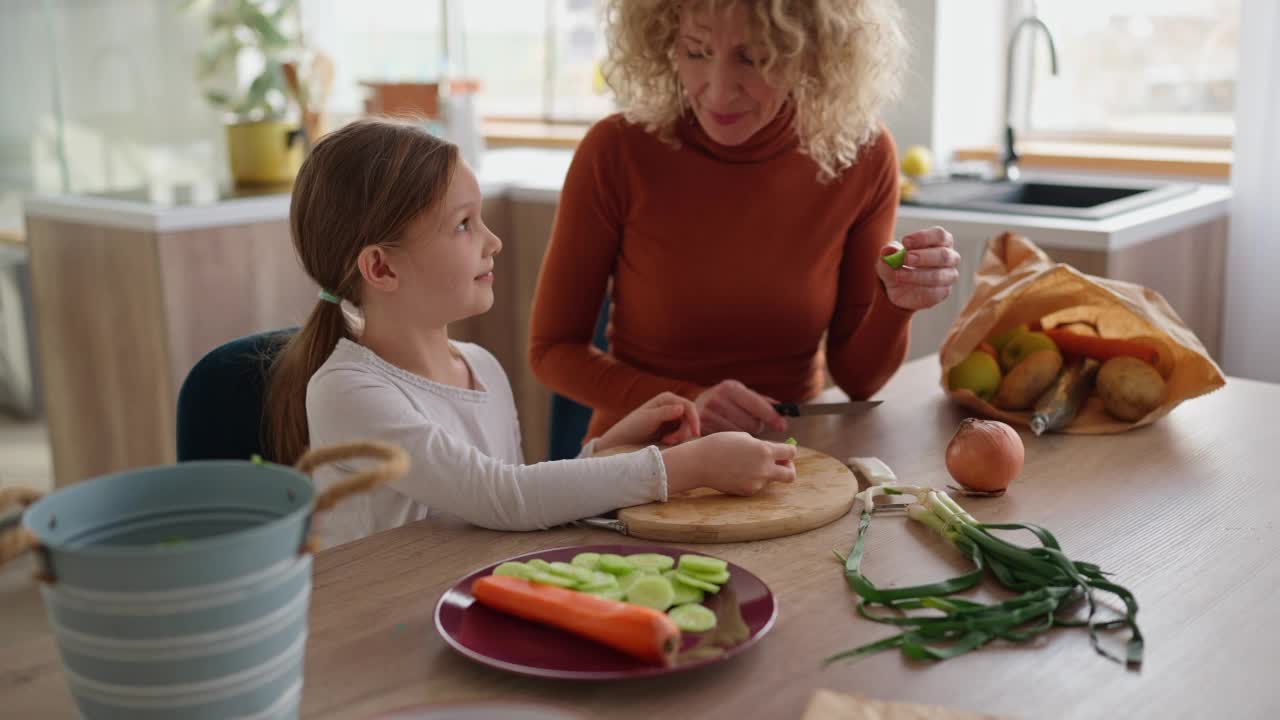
185 0 305 186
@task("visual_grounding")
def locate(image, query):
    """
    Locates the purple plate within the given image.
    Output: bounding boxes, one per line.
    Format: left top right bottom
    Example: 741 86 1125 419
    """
434 543 777 680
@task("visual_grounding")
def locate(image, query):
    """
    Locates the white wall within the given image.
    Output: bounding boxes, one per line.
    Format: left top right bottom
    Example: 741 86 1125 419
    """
882 0 1007 173
0 0 226 231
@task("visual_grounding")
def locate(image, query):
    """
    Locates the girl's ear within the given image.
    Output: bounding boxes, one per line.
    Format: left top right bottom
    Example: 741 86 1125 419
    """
357 245 399 293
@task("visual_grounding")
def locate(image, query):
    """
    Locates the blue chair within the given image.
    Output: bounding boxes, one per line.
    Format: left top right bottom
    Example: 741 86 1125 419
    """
546 296 611 460
176 329 297 463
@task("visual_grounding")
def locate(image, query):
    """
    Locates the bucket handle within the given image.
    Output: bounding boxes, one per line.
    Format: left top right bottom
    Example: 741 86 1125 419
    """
0 487 44 568
0 441 408 566
294 440 410 552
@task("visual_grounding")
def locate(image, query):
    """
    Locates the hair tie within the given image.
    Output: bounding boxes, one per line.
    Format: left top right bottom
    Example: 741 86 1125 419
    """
318 289 341 305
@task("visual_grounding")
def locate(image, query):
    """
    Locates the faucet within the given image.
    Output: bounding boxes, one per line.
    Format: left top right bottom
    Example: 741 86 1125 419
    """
1001 15 1059 182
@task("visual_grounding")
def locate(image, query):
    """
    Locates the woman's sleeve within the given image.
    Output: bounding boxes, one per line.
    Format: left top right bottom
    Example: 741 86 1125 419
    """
528 118 706 420
307 367 668 531
826 130 915 398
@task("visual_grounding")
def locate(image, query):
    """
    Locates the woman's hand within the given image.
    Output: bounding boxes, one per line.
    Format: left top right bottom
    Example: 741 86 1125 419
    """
875 226 961 311
695 380 787 435
595 392 701 452
662 432 797 496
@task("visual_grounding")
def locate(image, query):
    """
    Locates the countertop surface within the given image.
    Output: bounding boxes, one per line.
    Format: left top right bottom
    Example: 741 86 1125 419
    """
22 148 1230 251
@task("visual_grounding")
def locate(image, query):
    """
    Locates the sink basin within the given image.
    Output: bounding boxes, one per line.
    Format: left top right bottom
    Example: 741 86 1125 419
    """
902 177 1197 220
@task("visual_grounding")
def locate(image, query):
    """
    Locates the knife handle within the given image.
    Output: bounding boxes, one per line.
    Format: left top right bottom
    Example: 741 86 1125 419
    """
772 402 801 417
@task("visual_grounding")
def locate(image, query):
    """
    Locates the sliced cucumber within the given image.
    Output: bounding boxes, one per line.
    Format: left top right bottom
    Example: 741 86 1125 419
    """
528 571 577 588
668 603 717 632
578 571 620 593
682 568 730 585
584 587 625 602
547 562 594 584
627 553 676 571
618 571 645 593
672 571 720 593
669 579 705 606
677 554 728 576
527 558 553 573
597 554 636 575
626 576 675 611
492 562 533 580
571 552 601 570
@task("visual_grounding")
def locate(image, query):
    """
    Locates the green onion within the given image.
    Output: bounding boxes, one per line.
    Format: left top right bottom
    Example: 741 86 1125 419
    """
828 485 1143 668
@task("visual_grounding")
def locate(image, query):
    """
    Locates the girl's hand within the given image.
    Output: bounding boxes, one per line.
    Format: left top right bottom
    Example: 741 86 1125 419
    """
695 380 787 435
595 392 701 452
876 226 961 311
662 432 797 496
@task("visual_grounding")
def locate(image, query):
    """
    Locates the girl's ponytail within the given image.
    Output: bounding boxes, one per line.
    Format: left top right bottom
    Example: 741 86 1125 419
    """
263 298 349 464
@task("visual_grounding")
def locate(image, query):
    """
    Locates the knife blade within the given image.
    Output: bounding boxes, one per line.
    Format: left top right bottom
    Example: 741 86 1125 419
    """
772 400 882 417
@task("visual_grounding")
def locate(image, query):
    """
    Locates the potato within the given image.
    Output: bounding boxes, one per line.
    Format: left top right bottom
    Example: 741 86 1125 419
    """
1096 356 1166 421
993 349 1063 410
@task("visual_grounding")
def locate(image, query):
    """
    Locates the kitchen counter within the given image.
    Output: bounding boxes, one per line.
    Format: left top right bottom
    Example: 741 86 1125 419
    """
23 149 1230 254
20 148 1231 485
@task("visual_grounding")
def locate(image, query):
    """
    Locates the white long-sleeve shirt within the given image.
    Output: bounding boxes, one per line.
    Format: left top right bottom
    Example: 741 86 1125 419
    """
306 338 668 549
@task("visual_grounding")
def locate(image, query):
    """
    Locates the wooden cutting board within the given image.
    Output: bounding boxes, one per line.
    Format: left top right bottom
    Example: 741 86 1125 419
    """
606 444 858 543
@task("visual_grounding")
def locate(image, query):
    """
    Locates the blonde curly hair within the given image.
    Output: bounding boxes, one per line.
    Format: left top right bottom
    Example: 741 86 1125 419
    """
602 0 906 181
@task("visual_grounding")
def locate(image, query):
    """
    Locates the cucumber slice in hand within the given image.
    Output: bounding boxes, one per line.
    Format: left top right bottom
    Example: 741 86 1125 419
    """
677 554 728 576
626 576 676 611
668 603 717 633
627 553 676 571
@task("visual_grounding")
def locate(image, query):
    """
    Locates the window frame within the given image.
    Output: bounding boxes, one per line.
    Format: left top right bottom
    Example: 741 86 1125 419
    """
1010 0 1237 152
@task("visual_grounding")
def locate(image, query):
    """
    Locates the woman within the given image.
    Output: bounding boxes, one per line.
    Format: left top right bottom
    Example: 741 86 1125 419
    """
529 0 960 441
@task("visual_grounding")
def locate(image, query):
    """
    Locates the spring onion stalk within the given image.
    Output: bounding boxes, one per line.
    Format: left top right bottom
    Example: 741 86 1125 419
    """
828 485 1143 667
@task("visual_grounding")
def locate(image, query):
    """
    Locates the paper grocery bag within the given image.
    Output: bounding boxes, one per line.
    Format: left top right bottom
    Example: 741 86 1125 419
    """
938 232 1226 433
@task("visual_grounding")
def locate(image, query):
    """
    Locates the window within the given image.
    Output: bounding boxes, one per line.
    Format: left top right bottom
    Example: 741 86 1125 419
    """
304 0 610 123
1019 0 1240 145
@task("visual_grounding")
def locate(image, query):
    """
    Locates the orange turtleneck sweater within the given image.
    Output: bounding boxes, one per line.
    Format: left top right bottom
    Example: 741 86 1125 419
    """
528 106 913 441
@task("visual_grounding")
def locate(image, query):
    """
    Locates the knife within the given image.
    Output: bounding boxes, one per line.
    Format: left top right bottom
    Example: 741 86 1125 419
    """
772 400 882 417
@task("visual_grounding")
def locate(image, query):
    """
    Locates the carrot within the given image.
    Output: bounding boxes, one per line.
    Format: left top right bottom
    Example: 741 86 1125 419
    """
1043 328 1159 367
470 575 682 665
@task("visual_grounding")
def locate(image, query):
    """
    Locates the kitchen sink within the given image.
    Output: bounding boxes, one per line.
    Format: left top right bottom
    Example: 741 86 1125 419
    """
902 177 1197 220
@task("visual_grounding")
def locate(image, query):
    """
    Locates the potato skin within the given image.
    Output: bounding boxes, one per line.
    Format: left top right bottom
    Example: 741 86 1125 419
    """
1097 356 1166 421
994 349 1063 410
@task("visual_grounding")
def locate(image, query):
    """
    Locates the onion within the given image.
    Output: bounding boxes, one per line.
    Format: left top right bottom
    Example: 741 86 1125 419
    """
945 418 1024 493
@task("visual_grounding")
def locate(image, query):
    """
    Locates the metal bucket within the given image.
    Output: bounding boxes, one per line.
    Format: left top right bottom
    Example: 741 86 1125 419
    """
0 441 408 719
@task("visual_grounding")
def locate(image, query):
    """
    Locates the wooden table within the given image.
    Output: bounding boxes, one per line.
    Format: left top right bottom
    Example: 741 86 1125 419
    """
4 356 1278 719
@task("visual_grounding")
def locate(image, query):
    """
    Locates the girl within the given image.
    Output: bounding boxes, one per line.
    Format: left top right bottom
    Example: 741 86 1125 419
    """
264 119 797 549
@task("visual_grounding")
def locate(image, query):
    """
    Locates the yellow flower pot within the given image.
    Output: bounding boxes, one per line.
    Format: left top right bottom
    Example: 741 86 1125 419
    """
225 120 303 186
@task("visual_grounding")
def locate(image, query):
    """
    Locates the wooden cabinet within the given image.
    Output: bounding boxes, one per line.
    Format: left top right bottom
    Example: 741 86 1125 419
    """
26 215 316 486
451 196 558 463
1046 216 1227 359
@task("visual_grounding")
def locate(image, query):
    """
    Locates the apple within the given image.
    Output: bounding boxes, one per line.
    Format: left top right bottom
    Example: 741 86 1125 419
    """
999 331 1058 372
948 351 1002 400
988 324 1030 355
